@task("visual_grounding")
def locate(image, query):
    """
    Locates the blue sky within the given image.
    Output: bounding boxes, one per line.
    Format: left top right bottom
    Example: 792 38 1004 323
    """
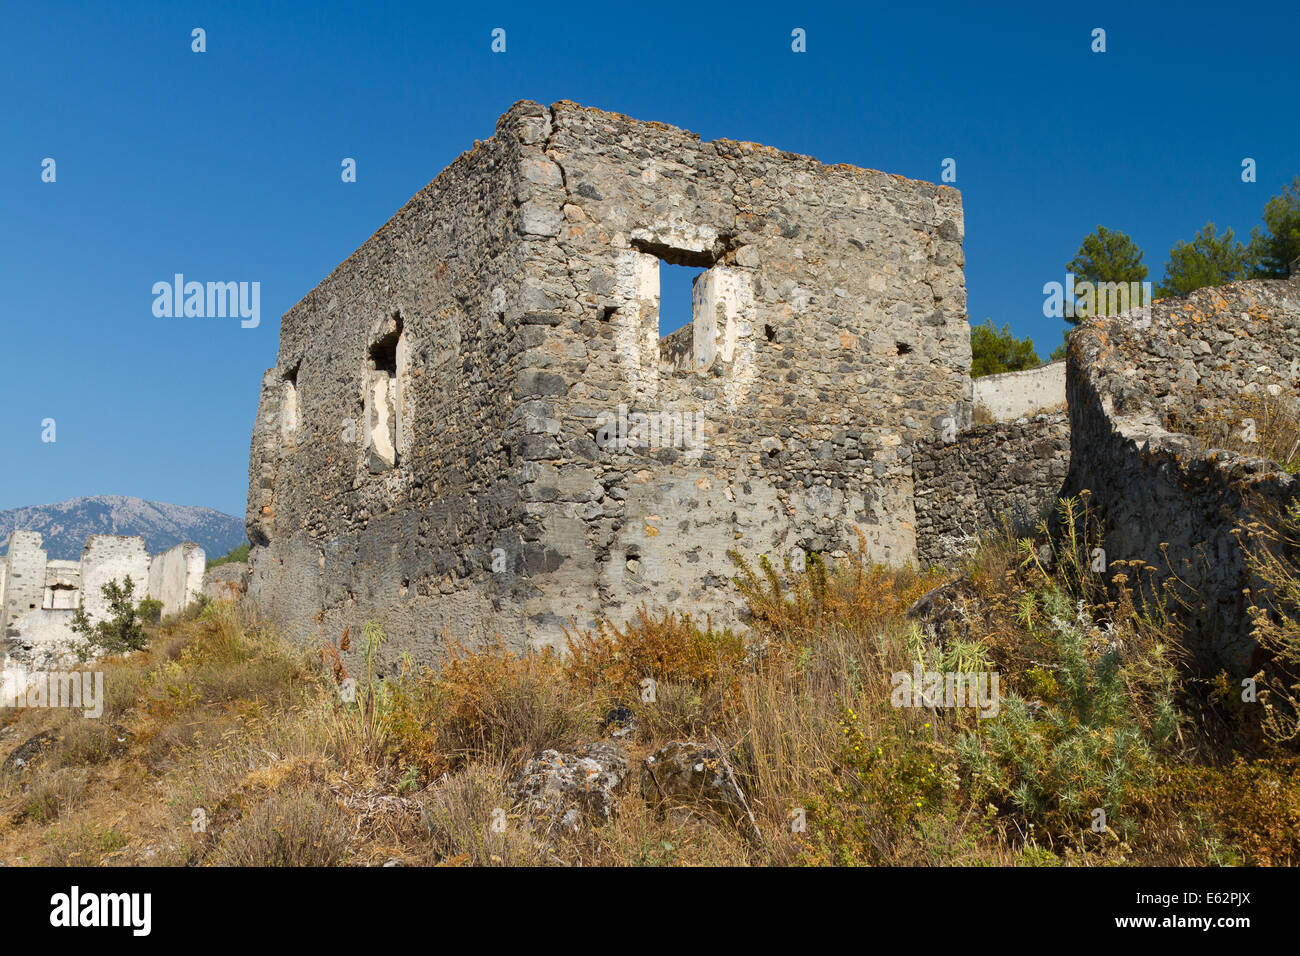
1 1 1296 520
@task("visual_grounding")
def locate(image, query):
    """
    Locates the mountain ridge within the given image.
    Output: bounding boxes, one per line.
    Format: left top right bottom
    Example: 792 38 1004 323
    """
0 495 246 561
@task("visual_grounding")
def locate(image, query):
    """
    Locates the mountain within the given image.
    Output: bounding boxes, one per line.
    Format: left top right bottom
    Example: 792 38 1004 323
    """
0 496 246 562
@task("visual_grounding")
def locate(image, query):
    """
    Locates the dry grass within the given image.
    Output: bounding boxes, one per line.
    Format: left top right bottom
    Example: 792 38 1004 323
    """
419 762 544 866
41 820 129 866
566 608 747 696
207 785 351 866
1241 499 1300 746
0 511 1297 866
1168 389 1300 472
387 641 601 779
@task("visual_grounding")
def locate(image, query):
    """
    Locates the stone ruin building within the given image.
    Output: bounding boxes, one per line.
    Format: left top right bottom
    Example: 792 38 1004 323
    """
1 533 205 669
245 99 1075 667
242 97 1300 677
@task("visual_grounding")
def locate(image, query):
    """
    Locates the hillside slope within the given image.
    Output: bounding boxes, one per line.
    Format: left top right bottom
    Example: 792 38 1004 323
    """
0 495 245 560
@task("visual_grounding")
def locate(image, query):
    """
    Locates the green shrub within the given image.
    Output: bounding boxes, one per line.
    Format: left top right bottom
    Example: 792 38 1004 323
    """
137 597 164 625
803 706 958 865
70 576 147 655
206 542 250 570
956 589 1177 839
43 821 128 865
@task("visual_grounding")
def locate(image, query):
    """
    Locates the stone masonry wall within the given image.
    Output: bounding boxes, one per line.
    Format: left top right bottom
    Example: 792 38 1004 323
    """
246 100 970 669
81 536 150 623
246 102 538 661
1065 273 1300 672
913 413 1070 565
147 543 206 617
1 532 205 670
203 562 249 602
513 101 970 650
1 532 47 637
973 361 1065 420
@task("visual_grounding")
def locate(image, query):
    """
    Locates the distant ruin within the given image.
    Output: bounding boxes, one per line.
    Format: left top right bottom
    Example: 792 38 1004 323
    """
0 532 204 668
244 100 1073 667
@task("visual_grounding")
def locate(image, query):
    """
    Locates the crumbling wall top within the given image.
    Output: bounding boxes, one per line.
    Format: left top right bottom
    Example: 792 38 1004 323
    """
1066 271 1300 671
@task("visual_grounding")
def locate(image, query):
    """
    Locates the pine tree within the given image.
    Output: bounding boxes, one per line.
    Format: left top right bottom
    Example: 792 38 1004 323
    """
1064 226 1149 323
1157 223 1249 297
970 320 1041 377
1249 177 1300 279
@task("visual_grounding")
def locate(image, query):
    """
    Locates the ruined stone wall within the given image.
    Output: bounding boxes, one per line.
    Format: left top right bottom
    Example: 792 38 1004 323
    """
511 101 969 648
1 532 204 668
147 543 206 617
203 562 249 602
1 532 46 637
1065 274 1300 671
5 608 79 671
79 536 151 623
246 102 541 662
913 413 1070 565
246 100 970 667
973 361 1065 421
43 561 81 610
